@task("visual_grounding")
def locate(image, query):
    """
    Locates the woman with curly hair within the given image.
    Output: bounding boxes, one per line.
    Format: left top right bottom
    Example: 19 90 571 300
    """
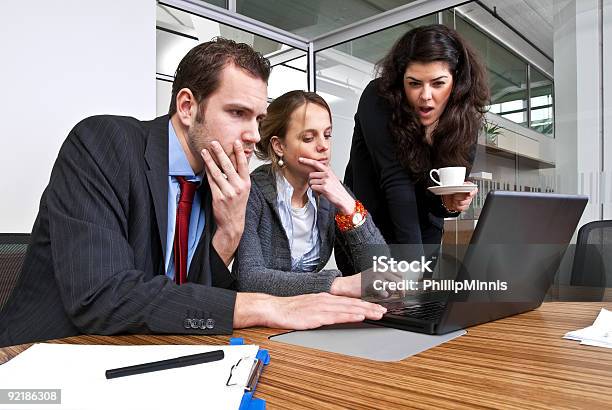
343 24 489 254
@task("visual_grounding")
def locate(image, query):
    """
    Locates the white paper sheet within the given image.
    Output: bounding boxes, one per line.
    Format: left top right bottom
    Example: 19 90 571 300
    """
0 343 259 410
563 308 612 349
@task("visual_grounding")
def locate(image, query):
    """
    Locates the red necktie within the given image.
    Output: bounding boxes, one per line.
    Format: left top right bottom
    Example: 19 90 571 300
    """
174 176 198 285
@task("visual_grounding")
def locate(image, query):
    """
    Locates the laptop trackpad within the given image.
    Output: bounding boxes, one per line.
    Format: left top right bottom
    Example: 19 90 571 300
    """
269 323 465 362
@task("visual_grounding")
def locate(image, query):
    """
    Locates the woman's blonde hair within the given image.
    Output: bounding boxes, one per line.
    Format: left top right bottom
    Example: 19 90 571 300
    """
256 90 332 172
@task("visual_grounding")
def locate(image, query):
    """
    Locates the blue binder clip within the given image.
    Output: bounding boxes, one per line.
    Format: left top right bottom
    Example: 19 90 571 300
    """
229 338 269 410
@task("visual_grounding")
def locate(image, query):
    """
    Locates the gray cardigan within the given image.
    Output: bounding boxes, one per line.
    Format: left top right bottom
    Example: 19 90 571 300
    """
233 164 386 296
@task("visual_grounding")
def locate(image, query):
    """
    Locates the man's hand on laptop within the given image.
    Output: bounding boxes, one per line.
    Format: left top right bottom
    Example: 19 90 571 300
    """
330 270 406 300
359 267 408 300
233 292 387 330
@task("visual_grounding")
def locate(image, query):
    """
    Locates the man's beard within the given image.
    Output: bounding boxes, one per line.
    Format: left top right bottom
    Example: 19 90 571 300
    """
187 118 209 162
187 115 255 168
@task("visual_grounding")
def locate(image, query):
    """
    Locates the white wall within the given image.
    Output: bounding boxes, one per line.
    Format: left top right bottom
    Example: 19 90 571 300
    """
315 49 375 180
0 1 156 232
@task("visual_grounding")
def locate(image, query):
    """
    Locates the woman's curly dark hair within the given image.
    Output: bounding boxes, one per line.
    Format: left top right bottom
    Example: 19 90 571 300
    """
376 24 489 182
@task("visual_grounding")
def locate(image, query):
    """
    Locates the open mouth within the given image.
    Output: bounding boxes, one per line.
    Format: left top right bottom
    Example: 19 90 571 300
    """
419 107 434 116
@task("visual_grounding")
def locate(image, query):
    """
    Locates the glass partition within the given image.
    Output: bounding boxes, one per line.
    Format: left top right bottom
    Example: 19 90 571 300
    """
156 4 307 172
311 2 572 254
197 0 227 8
529 67 553 137
236 0 419 38
156 4 306 110
158 0 610 283
314 14 438 178
455 14 529 128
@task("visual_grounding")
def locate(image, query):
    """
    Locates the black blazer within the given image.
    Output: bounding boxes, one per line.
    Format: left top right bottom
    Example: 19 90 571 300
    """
0 115 237 347
344 79 473 247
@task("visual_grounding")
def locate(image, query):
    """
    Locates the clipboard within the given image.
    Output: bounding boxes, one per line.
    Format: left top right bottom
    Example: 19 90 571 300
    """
229 338 270 410
0 342 268 410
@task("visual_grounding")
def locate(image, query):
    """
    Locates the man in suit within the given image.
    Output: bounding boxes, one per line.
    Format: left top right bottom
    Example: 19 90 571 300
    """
0 38 386 347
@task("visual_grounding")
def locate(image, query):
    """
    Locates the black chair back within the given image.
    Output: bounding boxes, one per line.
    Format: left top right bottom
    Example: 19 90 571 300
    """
570 220 612 292
0 234 30 310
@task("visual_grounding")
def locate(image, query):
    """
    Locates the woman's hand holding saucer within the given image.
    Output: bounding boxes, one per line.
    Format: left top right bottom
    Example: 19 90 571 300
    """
441 182 478 212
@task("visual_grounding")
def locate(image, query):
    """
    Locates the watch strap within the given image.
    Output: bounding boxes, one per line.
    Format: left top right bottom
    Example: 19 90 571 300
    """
335 200 368 232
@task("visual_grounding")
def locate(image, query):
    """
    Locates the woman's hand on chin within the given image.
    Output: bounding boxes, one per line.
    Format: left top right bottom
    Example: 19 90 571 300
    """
298 157 355 214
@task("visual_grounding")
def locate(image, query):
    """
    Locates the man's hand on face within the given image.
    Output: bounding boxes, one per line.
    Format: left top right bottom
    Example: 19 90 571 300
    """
233 292 387 330
201 139 250 266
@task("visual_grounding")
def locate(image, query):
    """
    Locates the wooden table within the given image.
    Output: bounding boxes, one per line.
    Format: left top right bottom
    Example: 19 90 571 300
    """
1 302 611 409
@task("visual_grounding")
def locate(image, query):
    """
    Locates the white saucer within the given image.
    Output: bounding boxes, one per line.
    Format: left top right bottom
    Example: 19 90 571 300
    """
427 184 477 195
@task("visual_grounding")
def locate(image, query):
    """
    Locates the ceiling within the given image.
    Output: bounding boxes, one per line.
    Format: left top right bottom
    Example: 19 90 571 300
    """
158 0 559 77
465 0 554 58
209 0 557 59
233 0 419 38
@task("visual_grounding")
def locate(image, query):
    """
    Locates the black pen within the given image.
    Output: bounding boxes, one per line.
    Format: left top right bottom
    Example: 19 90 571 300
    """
105 350 225 379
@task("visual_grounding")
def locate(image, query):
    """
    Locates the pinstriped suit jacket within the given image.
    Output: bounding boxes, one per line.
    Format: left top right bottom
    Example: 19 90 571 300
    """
0 115 237 347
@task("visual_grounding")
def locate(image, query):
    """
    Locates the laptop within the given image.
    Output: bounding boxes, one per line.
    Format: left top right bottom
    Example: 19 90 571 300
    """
368 191 588 335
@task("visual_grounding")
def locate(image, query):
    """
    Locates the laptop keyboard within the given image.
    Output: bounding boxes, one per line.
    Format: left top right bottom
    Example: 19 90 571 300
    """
382 300 447 321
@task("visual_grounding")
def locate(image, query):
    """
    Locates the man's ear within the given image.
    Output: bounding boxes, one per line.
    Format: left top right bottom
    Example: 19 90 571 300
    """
270 136 284 157
175 88 197 127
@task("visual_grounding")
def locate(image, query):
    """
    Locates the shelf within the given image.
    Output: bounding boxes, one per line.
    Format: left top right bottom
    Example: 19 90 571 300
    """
481 143 556 169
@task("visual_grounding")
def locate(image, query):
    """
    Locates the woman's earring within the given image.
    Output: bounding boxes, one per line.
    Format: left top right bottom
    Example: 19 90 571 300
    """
278 156 284 167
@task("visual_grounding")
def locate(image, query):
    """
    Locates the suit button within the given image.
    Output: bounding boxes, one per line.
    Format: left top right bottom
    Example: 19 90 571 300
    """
206 318 215 329
198 319 206 329
190 319 199 329
184 319 191 329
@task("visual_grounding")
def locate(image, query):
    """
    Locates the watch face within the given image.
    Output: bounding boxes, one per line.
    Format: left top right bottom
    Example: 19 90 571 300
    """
352 212 364 225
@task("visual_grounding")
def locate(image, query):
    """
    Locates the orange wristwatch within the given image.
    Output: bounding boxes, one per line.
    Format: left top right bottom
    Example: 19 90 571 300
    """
335 200 368 232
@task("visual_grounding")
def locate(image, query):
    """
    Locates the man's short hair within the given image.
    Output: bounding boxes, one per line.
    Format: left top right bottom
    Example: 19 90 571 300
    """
168 37 271 116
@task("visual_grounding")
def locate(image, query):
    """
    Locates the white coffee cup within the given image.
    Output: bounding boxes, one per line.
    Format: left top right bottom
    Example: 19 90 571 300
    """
429 167 466 186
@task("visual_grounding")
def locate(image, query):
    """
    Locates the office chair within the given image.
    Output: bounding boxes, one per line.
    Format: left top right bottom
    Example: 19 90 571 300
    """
0 234 30 311
570 220 612 299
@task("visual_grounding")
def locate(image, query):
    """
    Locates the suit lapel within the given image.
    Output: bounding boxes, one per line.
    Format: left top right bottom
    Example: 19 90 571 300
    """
144 115 170 259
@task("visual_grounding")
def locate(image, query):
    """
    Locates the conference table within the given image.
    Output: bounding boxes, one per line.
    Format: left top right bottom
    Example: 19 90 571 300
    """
1 300 611 409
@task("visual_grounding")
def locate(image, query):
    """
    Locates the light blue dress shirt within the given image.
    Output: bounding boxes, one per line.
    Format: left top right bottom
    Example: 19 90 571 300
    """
275 173 321 272
165 121 206 280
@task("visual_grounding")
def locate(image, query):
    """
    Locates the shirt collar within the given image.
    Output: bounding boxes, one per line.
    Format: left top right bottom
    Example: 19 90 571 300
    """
275 172 317 209
168 120 203 182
